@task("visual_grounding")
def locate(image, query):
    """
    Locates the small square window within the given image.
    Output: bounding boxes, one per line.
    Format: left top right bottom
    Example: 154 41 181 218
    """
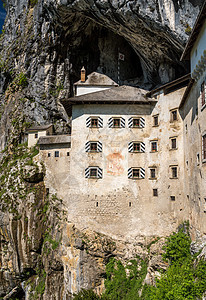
90 168 97 178
67 152 70 156
171 166 178 178
90 142 98 152
91 118 98 128
48 152 51 157
55 151 59 158
113 118 120 128
35 133 38 139
153 115 159 126
150 168 156 179
153 189 158 197
133 143 141 152
171 138 177 149
132 169 140 178
133 118 140 127
170 196 176 201
171 109 177 121
151 141 157 152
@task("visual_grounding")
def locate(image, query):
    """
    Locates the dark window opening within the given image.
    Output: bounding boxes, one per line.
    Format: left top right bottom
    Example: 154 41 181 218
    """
48 152 51 157
129 202 132 207
91 118 98 128
153 115 158 126
150 168 156 178
133 118 140 127
90 142 98 152
171 110 177 121
46 188 49 196
171 167 177 178
35 133 38 139
133 143 140 152
96 202 98 207
113 118 120 128
67 152 70 156
55 151 59 158
171 138 177 149
153 189 158 196
132 169 140 178
151 141 157 152
170 196 176 201
90 168 97 177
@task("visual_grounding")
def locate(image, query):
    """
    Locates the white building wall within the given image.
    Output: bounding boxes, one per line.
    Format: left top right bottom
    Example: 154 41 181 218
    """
54 87 187 240
76 86 115 96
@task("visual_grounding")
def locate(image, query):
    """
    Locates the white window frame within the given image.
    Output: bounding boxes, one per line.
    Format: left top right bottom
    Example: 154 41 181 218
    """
150 140 158 152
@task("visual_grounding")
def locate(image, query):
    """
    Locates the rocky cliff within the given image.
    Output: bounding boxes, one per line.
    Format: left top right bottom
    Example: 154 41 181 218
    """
0 0 205 299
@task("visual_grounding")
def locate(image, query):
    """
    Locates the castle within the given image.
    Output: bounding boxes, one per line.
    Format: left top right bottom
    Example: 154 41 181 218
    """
28 2 206 239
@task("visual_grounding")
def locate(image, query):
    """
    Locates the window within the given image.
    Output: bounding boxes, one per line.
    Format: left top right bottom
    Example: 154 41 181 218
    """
170 166 178 178
108 117 125 128
153 115 159 126
171 138 177 149
85 141 102 153
151 141 157 152
85 167 102 179
67 152 70 156
128 167 145 179
171 109 178 121
55 151 59 157
133 118 140 127
150 168 156 179
153 189 158 196
128 141 145 153
113 118 120 128
203 134 206 160
96 202 98 207
129 202 132 207
128 117 145 128
48 152 51 157
86 117 103 128
91 118 98 128
197 153 200 165
170 196 176 201
35 133 38 139
201 81 205 107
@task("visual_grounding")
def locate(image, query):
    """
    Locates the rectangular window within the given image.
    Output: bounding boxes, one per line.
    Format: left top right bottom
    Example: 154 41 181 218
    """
133 118 140 127
150 168 156 179
35 133 38 139
203 134 206 160
201 81 205 107
48 152 51 157
171 138 177 149
153 189 158 196
133 143 141 152
132 169 140 178
90 142 98 152
170 196 176 201
67 152 70 156
151 141 157 152
171 109 177 121
91 118 98 128
153 115 159 126
113 118 120 128
171 166 178 178
90 168 97 177
55 151 59 157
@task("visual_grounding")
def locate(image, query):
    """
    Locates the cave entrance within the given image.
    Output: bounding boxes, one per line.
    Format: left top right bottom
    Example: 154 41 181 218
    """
68 22 143 87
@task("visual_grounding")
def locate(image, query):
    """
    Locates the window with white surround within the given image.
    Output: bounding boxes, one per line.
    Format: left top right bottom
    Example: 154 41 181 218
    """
202 134 206 160
85 141 102 153
128 167 145 179
108 117 125 128
85 167 103 179
170 137 177 149
153 115 159 126
86 117 103 128
128 117 145 128
150 140 158 152
128 141 145 153
55 151 59 158
149 167 157 179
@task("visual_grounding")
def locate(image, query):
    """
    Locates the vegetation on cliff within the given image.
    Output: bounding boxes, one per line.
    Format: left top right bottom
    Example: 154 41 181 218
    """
74 223 206 300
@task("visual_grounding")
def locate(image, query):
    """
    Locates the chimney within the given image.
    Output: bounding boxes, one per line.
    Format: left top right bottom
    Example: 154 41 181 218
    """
81 66 86 82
